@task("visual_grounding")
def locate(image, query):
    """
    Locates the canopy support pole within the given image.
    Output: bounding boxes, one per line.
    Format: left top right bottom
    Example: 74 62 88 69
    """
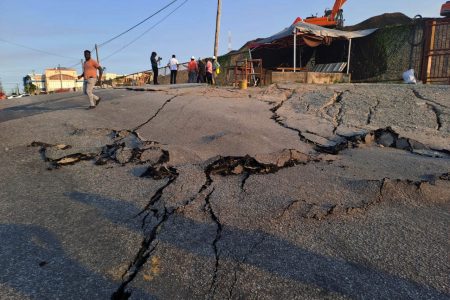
293 28 297 73
347 38 352 75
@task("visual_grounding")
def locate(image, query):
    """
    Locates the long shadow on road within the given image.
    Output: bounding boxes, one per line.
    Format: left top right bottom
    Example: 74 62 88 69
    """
0 223 155 299
67 191 449 299
0 94 86 123
0 90 124 123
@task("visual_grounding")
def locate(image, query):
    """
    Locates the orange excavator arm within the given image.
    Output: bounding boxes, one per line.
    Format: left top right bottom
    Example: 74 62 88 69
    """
293 0 348 28
330 0 347 20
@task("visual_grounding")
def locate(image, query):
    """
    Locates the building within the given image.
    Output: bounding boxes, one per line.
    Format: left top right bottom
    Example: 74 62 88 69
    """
23 69 122 93
44 68 83 92
103 73 121 80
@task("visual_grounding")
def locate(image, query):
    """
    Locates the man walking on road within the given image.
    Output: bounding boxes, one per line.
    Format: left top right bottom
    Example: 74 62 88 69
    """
187 56 198 83
168 54 179 84
78 50 103 109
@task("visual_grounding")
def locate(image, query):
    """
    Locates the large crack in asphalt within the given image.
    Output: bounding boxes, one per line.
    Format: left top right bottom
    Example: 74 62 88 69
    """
29 122 319 298
112 175 178 299
270 91 329 150
197 151 317 298
28 88 450 298
269 89 365 154
412 89 449 109
269 88 449 157
332 92 345 135
220 173 450 293
30 94 178 169
426 102 443 131
317 90 346 135
133 95 178 131
412 89 445 131
30 139 449 299
274 173 450 222
204 188 221 297
366 99 380 125
107 148 316 299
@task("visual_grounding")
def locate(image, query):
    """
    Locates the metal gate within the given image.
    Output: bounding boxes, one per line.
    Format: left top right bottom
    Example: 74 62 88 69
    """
422 19 450 84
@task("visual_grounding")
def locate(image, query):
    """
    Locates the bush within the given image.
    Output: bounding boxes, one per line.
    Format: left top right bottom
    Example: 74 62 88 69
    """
24 83 37 94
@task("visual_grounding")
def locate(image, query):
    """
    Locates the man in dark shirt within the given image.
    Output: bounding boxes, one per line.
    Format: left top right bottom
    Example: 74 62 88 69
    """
197 58 206 83
150 52 161 85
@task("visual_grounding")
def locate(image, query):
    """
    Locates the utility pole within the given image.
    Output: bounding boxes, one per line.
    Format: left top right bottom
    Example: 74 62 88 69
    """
95 44 100 64
58 64 63 89
79 59 84 91
214 0 221 58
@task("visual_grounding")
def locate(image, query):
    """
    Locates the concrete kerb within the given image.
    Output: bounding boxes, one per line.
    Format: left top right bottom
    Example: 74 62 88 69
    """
115 83 208 92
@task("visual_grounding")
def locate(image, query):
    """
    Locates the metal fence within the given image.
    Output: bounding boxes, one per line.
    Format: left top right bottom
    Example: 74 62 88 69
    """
157 61 188 76
421 18 450 84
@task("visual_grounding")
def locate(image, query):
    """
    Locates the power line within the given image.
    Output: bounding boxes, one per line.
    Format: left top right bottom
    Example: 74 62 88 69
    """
98 0 179 47
68 61 83 68
102 0 189 62
67 47 97 68
0 38 78 60
1 1 180 69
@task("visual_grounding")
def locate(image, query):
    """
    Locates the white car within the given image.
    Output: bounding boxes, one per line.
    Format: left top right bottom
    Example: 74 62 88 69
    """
7 94 30 99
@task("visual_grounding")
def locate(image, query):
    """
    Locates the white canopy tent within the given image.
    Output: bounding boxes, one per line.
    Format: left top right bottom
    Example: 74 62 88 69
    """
253 22 377 74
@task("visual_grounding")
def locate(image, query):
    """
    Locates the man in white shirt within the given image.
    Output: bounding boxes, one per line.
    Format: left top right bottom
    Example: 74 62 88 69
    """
168 54 179 84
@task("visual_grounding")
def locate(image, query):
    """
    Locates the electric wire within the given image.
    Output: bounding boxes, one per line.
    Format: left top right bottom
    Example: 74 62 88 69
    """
70 1 181 69
102 0 188 62
0 38 78 60
68 47 96 69
1 0 180 77
98 0 178 47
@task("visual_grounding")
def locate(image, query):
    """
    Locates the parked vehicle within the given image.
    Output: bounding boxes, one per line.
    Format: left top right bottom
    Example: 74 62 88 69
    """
7 94 29 99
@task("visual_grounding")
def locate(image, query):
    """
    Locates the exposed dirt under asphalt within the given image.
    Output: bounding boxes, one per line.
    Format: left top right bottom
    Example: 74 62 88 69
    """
0 83 449 299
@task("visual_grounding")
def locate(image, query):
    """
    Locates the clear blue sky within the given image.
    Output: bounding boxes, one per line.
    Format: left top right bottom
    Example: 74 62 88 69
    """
0 0 445 92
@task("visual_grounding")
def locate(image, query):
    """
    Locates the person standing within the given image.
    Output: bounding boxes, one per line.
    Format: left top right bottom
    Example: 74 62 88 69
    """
168 54 179 84
150 52 161 85
206 58 213 85
187 56 198 83
197 58 206 83
77 50 103 109
212 56 221 85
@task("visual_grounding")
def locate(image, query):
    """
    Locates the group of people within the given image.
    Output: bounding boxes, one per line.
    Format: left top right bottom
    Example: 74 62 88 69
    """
151 52 220 85
78 49 222 109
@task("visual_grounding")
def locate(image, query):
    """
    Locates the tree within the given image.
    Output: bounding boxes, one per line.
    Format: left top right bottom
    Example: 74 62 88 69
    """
24 82 37 94
22 75 37 94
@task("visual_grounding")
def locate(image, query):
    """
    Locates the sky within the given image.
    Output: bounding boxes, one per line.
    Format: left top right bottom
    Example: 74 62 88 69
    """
0 0 445 93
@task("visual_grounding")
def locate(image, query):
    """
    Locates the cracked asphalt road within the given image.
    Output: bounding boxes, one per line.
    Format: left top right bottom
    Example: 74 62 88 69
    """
0 84 449 299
